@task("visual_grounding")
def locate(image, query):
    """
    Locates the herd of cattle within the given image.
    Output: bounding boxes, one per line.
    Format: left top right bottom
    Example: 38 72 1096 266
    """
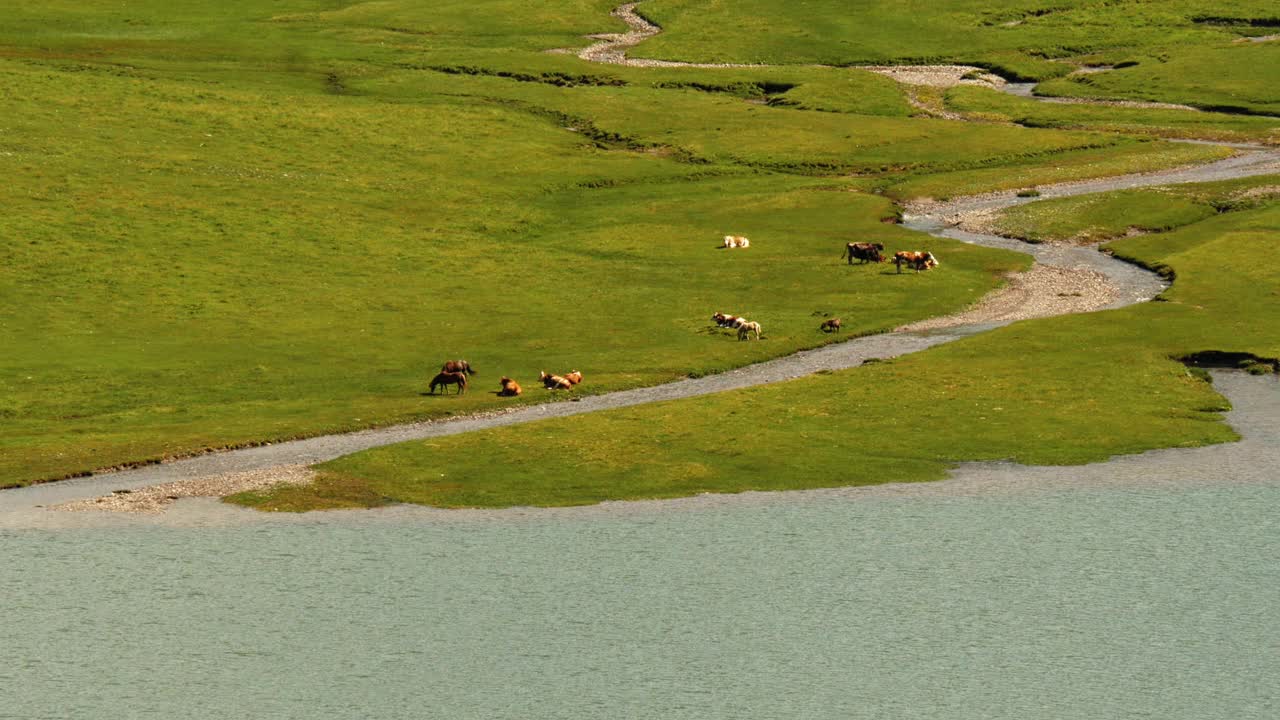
428 238 939 397
712 240 940 341
427 360 584 396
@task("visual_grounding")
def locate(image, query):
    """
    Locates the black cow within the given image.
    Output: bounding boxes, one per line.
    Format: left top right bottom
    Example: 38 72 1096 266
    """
842 242 886 265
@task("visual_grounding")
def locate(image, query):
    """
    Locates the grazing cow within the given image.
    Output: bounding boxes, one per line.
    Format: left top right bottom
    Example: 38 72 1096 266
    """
842 242 886 265
540 370 573 390
820 317 842 333
722 235 751 249
712 312 744 328
737 321 762 340
893 251 939 273
498 376 522 397
441 359 477 375
564 371 583 385
429 371 468 395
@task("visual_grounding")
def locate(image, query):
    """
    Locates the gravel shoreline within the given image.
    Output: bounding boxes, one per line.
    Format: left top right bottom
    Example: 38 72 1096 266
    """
54 466 315 514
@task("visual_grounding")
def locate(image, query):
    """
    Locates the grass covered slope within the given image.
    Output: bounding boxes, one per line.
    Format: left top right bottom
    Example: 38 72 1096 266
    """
1036 42 1280 116
629 0 1280 80
3 1 1275 487
0 52 1044 486
232 198 1280 510
990 175 1280 243
945 86 1280 145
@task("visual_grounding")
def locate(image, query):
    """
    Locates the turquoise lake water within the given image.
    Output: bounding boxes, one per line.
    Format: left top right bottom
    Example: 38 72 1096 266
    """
4 478 1277 719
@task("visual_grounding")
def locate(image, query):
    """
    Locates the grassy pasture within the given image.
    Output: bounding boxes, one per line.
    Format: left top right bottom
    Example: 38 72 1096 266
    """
990 175 1280 243
945 86 1280 145
3 0 1277 488
1036 42 1280 116
2 51 1046 487
234 199 1280 510
629 0 1280 81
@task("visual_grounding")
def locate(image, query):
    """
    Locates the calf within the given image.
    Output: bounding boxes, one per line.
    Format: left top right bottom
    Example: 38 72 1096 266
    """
723 235 751 249
842 242 886 265
564 371 583 385
819 317 842 333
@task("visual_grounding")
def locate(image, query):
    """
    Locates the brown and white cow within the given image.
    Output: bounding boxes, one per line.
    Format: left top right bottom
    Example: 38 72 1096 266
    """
819 317 842 333
737 321 762 340
712 312 746 329
723 235 751 249
540 371 573 390
893 251 939 273
564 371 583 385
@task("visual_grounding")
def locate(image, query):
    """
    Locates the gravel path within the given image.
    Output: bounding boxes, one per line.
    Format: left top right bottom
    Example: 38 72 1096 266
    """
566 2 760 68
6 4 1279 517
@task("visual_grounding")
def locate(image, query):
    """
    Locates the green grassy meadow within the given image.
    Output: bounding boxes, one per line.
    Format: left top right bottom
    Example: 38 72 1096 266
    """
990 175 1280 243
1036 42 1280 116
3 1 1278 490
235 198 1280 510
631 1 1280 82
945 86 1280 145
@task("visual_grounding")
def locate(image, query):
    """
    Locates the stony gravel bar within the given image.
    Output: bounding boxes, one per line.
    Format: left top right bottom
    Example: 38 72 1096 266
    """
53 466 315 514
897 265 1119 332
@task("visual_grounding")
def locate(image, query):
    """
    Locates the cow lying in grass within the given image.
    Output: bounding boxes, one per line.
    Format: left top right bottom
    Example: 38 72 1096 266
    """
498 376 522 396
893 251 939 273
722 235 750 249
842 242 885 264
540 371 573 390
429 371 468 395
564 371 583 385
820 317 842 333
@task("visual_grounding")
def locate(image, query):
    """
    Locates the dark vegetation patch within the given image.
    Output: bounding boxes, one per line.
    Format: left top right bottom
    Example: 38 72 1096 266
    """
408 63 627 88
652 79 796 99
1189 15 1280 28
1181 351 1278 375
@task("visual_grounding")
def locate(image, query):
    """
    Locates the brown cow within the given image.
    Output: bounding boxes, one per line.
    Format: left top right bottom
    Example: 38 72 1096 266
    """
820 317 842 333
564 371 583 385
429 371 468 395
498 376 522 397
441 359 477 375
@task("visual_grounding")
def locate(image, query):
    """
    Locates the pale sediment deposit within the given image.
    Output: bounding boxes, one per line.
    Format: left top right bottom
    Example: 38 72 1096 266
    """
54 465 314 514
897 265 1119 332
